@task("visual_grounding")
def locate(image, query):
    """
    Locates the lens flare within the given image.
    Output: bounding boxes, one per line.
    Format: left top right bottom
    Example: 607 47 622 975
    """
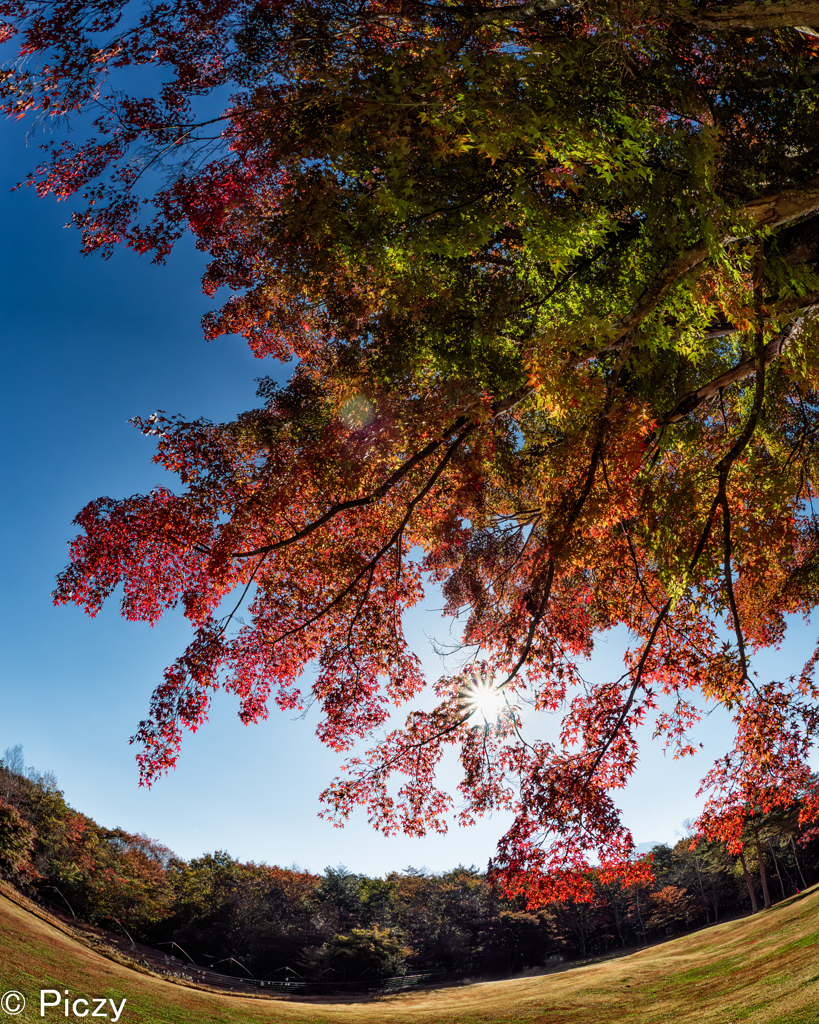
339 393 374 429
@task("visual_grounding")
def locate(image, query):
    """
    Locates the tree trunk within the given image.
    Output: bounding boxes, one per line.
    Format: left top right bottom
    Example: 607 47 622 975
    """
608 891 627 948
754 841 772 909
790 836 809 889
575 916 587 958
768 840 787 901
778 851 798 893
632 888 646 942
693 855 710 925
739 851 759 913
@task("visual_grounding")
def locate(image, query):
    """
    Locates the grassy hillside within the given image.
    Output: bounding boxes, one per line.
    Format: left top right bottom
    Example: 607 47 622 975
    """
1 884 817 1024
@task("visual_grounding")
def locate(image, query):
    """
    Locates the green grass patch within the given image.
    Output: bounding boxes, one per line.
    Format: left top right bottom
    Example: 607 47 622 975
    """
778 930 819 953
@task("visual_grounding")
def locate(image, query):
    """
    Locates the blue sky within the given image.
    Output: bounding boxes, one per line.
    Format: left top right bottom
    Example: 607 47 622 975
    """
2 113 816 878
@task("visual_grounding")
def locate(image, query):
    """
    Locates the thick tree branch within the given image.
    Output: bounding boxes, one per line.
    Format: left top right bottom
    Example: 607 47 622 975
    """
584 494 722 782
232 385 531 559
500 558 555 689
664 304 819 425
411 0 567 24
417 0 819 31
587 269 772 782
719 489 748 679
714 258 769 683
683 0 819 31
265 420 477 647
497 339 635 688
607 180 819 352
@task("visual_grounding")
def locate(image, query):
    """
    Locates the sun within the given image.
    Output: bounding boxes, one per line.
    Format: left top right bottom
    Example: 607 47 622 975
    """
459 674 506 726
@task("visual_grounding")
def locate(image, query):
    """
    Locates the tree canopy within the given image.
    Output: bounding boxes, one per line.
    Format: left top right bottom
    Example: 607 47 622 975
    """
5 0 819 900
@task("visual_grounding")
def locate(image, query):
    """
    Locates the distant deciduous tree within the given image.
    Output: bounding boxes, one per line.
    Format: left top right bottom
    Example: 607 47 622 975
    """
311 926 406 982
0 800 37 880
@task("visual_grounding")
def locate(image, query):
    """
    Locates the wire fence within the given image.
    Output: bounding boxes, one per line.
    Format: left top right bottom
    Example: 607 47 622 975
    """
256 971 465 995
30 893 470 997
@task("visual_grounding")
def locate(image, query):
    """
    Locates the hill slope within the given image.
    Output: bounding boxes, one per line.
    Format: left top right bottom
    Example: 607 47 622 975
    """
1 885 817 1024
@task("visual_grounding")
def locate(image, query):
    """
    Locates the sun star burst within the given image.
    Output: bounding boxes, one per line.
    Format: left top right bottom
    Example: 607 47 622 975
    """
459 675 506 726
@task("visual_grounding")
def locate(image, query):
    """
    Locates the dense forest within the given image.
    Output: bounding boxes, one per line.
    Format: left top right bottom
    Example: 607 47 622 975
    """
1 747 816 987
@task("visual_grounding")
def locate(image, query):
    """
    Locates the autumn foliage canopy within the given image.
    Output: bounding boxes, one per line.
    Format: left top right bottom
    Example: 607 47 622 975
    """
4 0 819 901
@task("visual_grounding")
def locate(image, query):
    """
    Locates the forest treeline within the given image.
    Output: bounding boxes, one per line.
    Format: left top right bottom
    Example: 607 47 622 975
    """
1 747 816 984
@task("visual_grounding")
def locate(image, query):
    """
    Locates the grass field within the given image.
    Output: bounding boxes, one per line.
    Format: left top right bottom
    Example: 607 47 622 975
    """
1 884 818 1024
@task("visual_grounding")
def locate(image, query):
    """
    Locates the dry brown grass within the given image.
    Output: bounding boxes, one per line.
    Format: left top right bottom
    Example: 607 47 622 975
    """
1 882 818 1023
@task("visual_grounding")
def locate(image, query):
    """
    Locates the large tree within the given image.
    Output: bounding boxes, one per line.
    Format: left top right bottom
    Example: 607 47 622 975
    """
4 0 819 899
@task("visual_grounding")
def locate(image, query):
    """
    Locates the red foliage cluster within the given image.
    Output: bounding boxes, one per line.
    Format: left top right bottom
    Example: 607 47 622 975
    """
5 0 819 901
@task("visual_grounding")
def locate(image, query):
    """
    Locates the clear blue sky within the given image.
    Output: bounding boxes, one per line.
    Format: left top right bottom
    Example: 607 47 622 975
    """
1 114 815 877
